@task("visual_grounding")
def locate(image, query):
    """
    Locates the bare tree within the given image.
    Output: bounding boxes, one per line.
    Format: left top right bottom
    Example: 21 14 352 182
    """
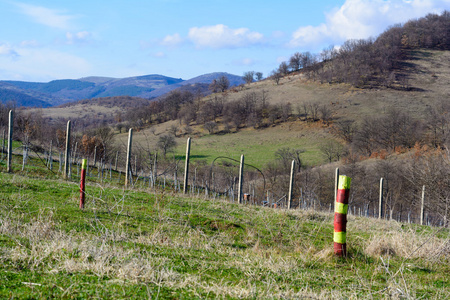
255 72 263 81
289 52 303 71
157 134 177 158
278 61 289 75
217 75 230 92
274 147 305 172
319 104 332 125
308 102 320 121
270 70 282 85
169 124 178 137
332 120 355 143
320 140 344 163
243 71 255 84
203 121 218 134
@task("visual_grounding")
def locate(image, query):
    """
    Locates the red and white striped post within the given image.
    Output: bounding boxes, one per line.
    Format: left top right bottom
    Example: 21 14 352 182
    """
80 159 87 209
334 175 351 257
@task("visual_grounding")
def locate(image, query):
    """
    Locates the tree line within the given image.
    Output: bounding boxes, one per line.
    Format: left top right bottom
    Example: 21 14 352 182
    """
270 11 449 88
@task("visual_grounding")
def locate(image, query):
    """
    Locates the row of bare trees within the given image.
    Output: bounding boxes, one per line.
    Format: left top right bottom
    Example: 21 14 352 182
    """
332 102 450 159
125 89 307 134
271 11 449 88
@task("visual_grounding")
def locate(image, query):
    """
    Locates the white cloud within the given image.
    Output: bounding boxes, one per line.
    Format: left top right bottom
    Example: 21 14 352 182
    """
66 31 92 45
15 2 77 30
0 47 91 81
160 33 183 47
153 51 166 58
20 40 40 48
188 24 264 49
0 43 19 57
289 0 450 49
233 58 256 66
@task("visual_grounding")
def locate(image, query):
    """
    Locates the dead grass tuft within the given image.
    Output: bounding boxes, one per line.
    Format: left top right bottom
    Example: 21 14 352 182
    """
365 229 450 261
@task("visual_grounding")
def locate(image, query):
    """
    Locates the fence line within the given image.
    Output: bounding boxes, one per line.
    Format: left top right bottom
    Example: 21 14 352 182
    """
0 115 445 228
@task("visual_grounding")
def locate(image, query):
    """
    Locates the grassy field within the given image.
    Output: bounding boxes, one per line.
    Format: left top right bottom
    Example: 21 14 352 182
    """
124 120 333 169
0 170 449 299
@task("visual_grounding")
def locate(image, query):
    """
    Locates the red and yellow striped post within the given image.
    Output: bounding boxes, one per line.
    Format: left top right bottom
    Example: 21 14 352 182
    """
334 175 351 257
80 159 87 209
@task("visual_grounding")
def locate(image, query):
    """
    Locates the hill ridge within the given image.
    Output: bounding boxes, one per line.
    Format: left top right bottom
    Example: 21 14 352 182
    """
0 72 244 107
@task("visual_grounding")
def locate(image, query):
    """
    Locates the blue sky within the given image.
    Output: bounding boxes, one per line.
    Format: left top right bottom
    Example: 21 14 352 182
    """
0 0 449 82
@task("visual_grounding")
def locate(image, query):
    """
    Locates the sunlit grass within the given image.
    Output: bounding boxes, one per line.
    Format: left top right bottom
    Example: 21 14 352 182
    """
0 172 449 299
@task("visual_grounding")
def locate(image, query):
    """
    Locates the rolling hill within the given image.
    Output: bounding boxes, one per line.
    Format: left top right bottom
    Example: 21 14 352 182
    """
0 72 245 107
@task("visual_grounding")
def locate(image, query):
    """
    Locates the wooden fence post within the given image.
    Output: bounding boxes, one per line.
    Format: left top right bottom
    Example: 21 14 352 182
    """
64 121 71 179
288 160 295 209
125 128 133 188
420 185 425 225
80 159 87 209
379 178 384 219
238 154 244 204
334 175 351 257
7 110 13 173
183 137 191 194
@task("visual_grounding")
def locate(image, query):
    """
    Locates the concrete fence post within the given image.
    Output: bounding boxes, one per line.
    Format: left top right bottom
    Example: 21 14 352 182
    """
379 178 384 219
420 185 425 225
80 159 87 209
7 110 13 173
288 160 295 209
125 128 133 188
64 121 71 179
238 154 244 204
183 137 191 194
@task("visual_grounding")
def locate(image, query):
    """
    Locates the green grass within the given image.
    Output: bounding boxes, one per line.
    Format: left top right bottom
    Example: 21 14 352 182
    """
128 121 332 170
183 126 328 168
0 169 449 299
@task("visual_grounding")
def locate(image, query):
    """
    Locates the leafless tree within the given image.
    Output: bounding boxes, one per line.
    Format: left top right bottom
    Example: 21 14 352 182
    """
278 61 289 75
320 140 344 163
255 72 263 81
203 121 218 134
243 71 255 84
289 52 303 71
157 134 177 158
270 70 282 85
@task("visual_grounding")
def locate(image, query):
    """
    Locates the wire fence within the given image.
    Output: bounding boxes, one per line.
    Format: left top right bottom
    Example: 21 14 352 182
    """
1 117 449 229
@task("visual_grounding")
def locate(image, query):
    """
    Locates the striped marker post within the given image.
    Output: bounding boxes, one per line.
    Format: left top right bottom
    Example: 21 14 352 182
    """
80 159 87 209
334 175 351 257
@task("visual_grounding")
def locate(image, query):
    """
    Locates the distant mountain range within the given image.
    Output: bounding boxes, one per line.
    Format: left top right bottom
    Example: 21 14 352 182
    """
0 72 245 107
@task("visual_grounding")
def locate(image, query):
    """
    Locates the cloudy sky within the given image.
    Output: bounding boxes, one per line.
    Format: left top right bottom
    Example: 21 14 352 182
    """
0 0 449 82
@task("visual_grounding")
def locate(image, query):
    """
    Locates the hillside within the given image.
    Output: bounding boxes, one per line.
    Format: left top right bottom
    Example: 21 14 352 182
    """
0 72 244 107
147 72 245 98
121 49 450 161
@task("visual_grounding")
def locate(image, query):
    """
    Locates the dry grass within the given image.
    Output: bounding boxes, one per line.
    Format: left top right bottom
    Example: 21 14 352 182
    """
1 173 449 298
365 228 450 261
